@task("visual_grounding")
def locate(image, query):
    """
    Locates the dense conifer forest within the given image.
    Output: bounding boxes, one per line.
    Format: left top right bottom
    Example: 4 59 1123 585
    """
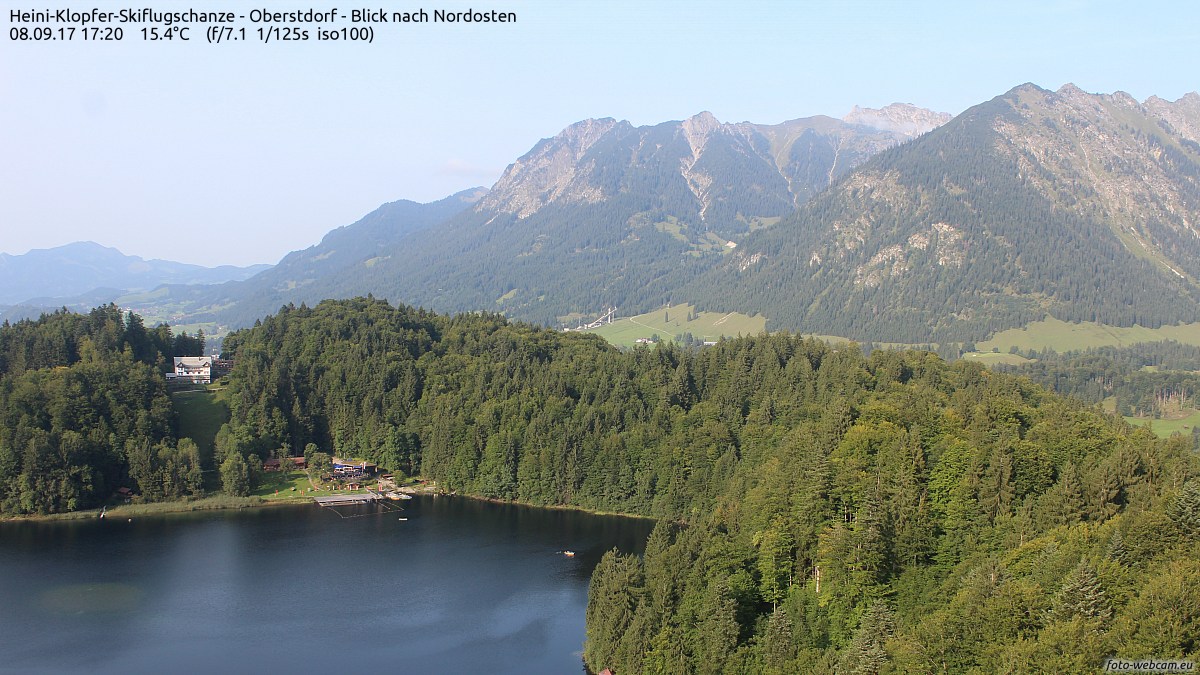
0 306 205 514
211 298 1199 672
4 299 1198 671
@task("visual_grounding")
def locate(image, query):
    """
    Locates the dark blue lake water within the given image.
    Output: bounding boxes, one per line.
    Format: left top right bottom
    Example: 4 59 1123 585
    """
0 497 654 674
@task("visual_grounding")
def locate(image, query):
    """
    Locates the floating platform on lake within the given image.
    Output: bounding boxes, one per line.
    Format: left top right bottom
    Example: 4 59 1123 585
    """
313 494 382 507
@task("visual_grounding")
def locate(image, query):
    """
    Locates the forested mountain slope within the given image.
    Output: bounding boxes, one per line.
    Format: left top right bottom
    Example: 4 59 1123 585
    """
684 84 1200 342
214 298 1199 672
158 188 486 328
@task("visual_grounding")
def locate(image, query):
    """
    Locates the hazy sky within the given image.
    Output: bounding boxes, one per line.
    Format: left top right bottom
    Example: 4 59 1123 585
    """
2 0 1196 267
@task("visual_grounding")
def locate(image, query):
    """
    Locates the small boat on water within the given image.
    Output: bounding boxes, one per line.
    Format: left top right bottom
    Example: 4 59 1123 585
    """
563 551 576 558
386 492 413 500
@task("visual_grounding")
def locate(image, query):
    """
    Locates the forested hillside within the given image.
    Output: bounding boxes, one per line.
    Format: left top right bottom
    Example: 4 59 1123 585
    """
215 299 1199 671
133 188 484 331
0 306 207 514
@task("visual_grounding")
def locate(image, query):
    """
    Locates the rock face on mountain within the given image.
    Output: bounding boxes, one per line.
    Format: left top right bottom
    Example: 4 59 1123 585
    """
685 84 1200 341
844 103 953 138
477 110 940 232
996 85 1200 282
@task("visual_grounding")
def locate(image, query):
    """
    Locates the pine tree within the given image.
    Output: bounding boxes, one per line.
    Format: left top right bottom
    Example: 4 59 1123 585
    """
1106 528 1129 566
695 578 741 674
1048 561 1112 624
837 600 896 674
762 606 797 671
584 549 644 672
1167 480 1200 535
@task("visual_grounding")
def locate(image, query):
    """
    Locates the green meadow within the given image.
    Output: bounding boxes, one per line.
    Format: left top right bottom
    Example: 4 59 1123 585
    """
172 386 230 459
960 351 1035 366
1124 409 1200 438
979 317 1200 352
588 303 766 348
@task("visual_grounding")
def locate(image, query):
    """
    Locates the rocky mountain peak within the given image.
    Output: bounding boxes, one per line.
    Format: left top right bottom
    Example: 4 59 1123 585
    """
682 111 722 137
476 118 623 219
1055 82 1087 97
680 111 724 164
1144 92 1200 144
843 103 951 138
477 103 945 224
554 117 619 152
1107 90 1140 108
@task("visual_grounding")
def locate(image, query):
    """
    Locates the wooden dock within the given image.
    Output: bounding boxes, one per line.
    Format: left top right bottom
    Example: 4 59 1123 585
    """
313 493 382 507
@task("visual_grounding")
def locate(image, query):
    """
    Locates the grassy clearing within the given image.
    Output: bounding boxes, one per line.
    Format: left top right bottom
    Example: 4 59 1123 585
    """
979 317 1200 353
252 470 374 500
961 352 1035 366
589 303 766 348
172 386 230 458
653 217 730 255
1124 408 1200 438
654 216 689 243
253 470 320 500
1111 395 1200 438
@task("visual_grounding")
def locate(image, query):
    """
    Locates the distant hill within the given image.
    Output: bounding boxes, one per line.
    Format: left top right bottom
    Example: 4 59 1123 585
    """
680 84 1200 341
0 241 270 305
151 187 486 328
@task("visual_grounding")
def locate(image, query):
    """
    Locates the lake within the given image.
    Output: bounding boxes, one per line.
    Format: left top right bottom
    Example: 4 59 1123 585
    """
0 497 655 674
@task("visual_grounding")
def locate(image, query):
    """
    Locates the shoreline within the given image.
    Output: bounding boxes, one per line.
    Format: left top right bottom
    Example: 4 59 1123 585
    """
467 494 660 522
1 482 661 524
0 495 310 523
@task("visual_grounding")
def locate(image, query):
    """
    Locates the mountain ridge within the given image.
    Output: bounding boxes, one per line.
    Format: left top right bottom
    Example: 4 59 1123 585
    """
33 84 1200 348
0 241 271 306
318 106 949 327
680 83 1200 341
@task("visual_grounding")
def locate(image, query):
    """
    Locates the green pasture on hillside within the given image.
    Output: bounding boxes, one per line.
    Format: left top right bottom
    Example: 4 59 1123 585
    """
589 303 766 348
960 352 1035 366
1125 409 1200 438
979 317 1200 353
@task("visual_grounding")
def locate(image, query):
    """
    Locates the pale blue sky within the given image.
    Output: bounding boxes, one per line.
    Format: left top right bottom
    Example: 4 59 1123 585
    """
1 0 1196 267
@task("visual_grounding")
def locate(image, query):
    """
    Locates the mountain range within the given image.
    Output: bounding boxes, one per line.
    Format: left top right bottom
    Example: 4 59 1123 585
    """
185 103 949 328
0 241 269 311
12 85 1200 345
159 188 486 328
683 84 1200 340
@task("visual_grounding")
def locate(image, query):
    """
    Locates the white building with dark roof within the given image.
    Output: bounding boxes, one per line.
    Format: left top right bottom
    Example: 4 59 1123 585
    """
169 356 212 384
